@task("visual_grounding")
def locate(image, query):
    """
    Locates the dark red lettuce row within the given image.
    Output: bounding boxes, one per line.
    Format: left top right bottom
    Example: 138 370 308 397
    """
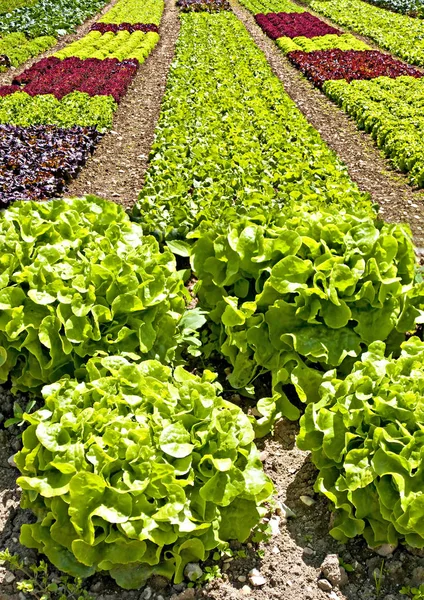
287 49 423 87
0 124 102 206
90 22 159 33
254 12 340 40
5 57 139 103
0 85 20 97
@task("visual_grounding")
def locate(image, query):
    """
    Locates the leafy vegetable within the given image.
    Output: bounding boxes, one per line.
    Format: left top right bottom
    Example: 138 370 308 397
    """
0 0 109 37
0 196 188 392
276 33 370 53
191 204 417 436
0 0 36 15
99 0 164 25
239 0 304 14
0 124 101 206
176 0 231 13
16 357 273 587
8 57 139 103
0 91 117 131
255 11 340 40
91 23 159 33
308 0 424 66
297 336 424 548
0 32 56 71
53 31 160 63
132 12 371 239
324 76 424 188
363 0 424 17
287 49 423 88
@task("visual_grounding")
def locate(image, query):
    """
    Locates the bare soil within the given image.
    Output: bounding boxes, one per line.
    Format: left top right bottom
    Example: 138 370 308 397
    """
66 0 181 208
231 0 424 247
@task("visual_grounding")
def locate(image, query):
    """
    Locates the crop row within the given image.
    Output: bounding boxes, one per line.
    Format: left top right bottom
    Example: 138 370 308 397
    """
276 33 370 53
308 0 424 67
0 124 101 205
0 0 108 37
0 0 162 73
287 48 422 86
324 76 424 187
0 0 164 204
0 0 36 14
91 22 159 33
98 0 164 25
363 0 424 16
0 32 56 71
4 57 138 102
176 0 231 13
239 0 303 15
53 30 160 61
254 11 340 39
133 11 370 239
247 4 424 185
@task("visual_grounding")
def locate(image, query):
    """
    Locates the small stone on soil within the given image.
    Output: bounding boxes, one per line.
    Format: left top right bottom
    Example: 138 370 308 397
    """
300 495 316 507
249 569 267 587
140 587 152 600
321 554 349 588
4 571 15 584
238 575 247 582
184 563 203 582
317 579 332 592
269 516 281 536
241 585 251 595
375 544 397 557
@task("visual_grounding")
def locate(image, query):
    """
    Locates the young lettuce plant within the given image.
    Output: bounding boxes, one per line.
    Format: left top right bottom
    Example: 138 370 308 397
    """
190 203 418 436
298 336 424 549
0 196 188 392
15 356 274 588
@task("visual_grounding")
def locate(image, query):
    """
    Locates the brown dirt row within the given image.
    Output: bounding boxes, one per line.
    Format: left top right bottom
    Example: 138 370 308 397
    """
231 0 424 248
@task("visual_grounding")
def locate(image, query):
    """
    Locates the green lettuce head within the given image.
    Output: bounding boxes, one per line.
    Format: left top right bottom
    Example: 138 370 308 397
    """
16 356 274 588
190 204 418 436
0 196 187 392
298 336 424 549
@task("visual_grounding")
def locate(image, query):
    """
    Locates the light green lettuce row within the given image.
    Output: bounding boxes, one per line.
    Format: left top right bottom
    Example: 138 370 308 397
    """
298 336 424 548
238 0 304 13
54 30 159 63
0 197 188 392
191 204 418 436
309 0 424 66
0 32 56 70
276 33 370 54
16 357 273 588
0 91 116 131
0 0 37 15
99 0 164 25
133 12 372 240
324 76 424 188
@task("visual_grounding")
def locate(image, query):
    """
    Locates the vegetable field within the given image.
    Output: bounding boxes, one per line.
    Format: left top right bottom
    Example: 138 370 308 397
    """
1 0 424 599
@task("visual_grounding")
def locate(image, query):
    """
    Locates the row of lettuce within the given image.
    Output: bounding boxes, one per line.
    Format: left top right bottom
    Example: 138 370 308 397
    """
0 0 108 70
2 9 424 590
0 0 164 70
242 0 424 188
0 0 163 205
